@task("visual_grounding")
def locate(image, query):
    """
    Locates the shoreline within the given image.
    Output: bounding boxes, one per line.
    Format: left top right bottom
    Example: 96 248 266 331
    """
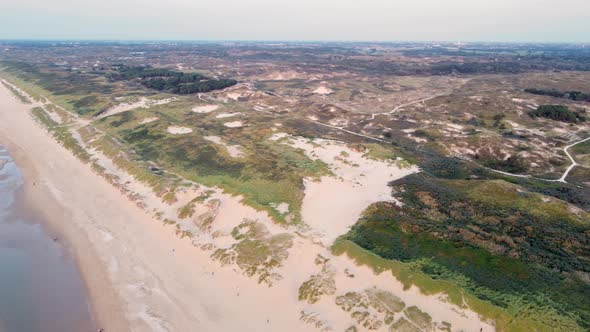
0 132 129 331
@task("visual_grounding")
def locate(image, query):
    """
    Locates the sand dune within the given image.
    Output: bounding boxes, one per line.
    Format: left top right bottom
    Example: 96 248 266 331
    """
0 82 495 332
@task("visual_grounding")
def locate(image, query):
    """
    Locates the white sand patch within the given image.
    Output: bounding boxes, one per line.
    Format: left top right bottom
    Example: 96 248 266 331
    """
313 86 333 95
268 132 289 141
167 126 193 135
328 118 349 126
307 115 318 121
407 134 427 143
203 136 244 158
270 202 289 214
215 112 241 119
139 117 159 124
223 121 243 128
446 123 464 131
192 105 219 113
44 107 64 124
286 137 418 244
98 97 174 119
507 120 520 128
551 127 568 134
203 135 223 144
225 146 243 158
263 70 305 81
449 145 476 157
225 92 242 101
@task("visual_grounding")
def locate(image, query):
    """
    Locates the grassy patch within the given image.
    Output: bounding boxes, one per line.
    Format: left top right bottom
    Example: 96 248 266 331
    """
31 107 91 162
1 80 31 103
212 219 293 285
93 112 331 224
571 140 590 156
1 61 149 117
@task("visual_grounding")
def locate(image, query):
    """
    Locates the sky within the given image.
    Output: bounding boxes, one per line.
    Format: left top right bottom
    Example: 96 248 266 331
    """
0 0 589 42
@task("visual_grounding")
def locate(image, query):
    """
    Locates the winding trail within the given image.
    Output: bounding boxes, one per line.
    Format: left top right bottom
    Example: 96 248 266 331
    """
369 96 435 121
558 136 590 182
309 120 388 143
304 96 442 144
306 91 590 186
485 135 590 184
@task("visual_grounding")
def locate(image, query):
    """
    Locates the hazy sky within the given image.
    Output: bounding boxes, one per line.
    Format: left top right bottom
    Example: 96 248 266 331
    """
1 0 589 42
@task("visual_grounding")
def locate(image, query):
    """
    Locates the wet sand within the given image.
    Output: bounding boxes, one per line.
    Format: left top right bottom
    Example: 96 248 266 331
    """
0 146 96 332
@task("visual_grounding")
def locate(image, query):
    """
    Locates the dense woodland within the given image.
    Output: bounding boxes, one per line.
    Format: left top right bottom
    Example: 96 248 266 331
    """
528 105 586 123
108 66 237 94
525 88 590 102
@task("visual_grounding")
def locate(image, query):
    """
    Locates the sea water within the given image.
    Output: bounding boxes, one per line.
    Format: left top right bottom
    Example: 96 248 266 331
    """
0 145 95 332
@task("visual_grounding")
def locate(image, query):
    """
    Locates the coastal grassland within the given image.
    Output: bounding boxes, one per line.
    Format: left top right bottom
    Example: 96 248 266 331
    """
212 219 293 285
91 101 331 223
30 107 91 162
336 173 590 331
571 139 590 155
90 134 180 195
1 62 336 224
0 61 151 117
360 143 413 168
331 240 518 329
565 165 590 185
571 139 590 167
1 80 31 103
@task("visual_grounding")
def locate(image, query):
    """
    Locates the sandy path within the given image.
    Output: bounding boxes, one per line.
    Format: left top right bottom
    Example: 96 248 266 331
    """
368 96 435 121
309 120 388 143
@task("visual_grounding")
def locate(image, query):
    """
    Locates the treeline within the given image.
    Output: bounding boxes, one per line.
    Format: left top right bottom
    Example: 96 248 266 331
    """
528 105 586 123
430 62 527 75
110 66 207 81
525 88 590 102
108 66 237 94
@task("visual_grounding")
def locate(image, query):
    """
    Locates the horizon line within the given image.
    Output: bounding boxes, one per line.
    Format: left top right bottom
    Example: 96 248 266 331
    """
0 38 589 45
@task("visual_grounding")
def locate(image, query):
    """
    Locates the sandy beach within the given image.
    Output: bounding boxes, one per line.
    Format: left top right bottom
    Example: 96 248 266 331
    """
0 81 495 332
